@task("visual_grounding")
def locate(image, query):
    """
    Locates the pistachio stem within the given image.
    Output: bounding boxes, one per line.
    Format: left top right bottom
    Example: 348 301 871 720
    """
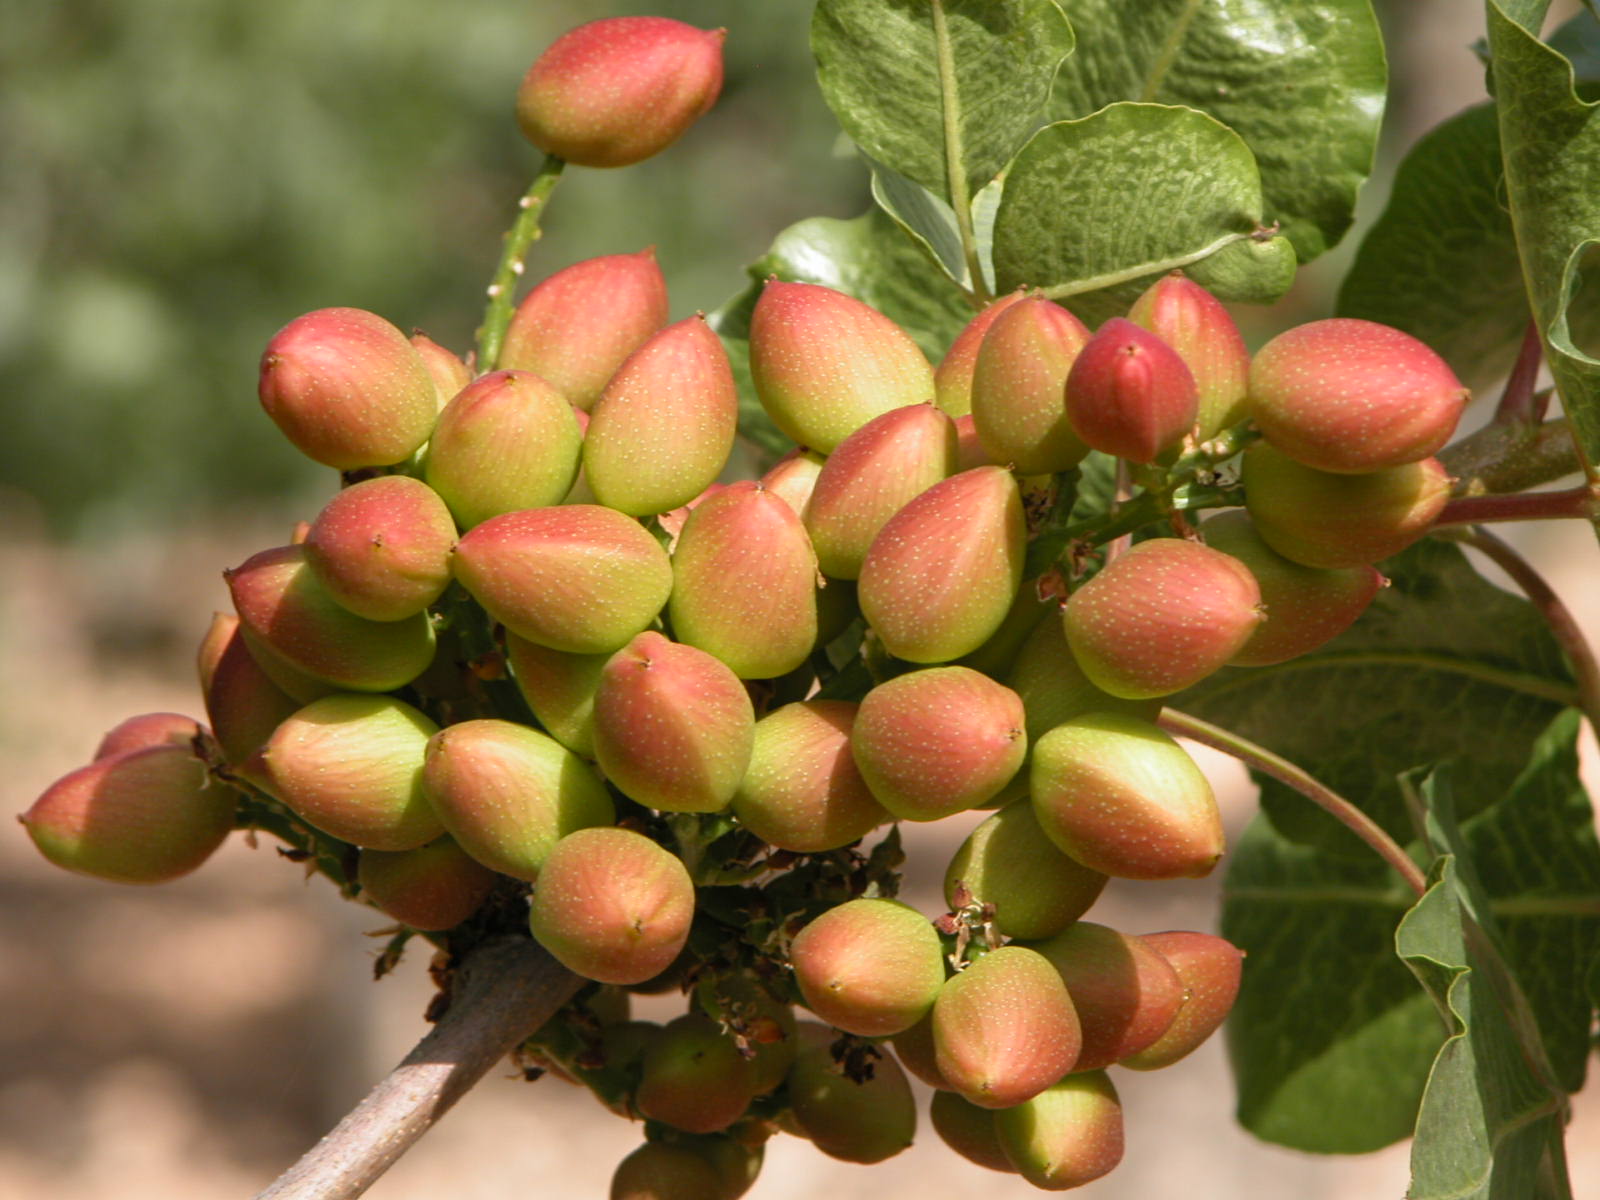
474 155 566 371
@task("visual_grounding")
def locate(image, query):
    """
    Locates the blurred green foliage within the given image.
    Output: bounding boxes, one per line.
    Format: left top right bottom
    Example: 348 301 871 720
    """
0 0 863 534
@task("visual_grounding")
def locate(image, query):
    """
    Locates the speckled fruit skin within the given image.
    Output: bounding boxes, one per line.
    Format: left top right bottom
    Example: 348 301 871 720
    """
758 448 826 517
584 315 737 516
749 280 935 452
1006 613 1163 745
421 718 614 881
971 296 1091 474
529 826 695 985
930 1091 1016 1174
636 1013 758 1134
1064 536 1262 699
857 465 1025 664
499 249 669 409
731 700 889 853
786 1021 917 1164
1121 931 1245 1070
932 946 1081 1110
93 712 203 760
197 613 302 775
934 292 1027 417
591 632 754 813
226 544 437 693
257 307 437 469
1031 713 1224 880
956 584 1053 679
1064 317 1199 463
408 332 471 410
1127 273 1251 440
610 1142 724 1200
1242 443 1452 569
945 802 1108 940
302 476 457 621
451 506 672 654
504 633 608 759
423 369 583 529
789 898 946 1036
357 836 496 932
262 693 442 851
1202 509 1384 666
994 1071 1124 1191
22 743 235 884
1249 317 1470 473
668 482 818 679
804 404 958 580
851 667 1027 821
1027 922 1184 1071
515 17 725 168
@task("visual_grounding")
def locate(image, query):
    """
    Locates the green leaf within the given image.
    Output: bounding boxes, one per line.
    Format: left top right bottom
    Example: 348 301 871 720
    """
1048 0 1386 261
990 103 1296 326
868 161 968 287
812 0 1075 203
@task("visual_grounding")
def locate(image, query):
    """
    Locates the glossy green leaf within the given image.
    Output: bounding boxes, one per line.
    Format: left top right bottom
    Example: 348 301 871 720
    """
1048 0 1386 261
991 103 1296 326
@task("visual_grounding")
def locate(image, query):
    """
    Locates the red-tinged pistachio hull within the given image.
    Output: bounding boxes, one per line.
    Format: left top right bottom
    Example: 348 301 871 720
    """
592 632 753 812
196 609 235 695
1006 610 1163 743
930 1090 1016 1174
804 404 957 580
357 836 496 931
891 1011 952 1090
1027 921 1184 1071
1242 444 1452 569
656 482 727 547
302 476 456 621
528 826 695 985
422 719 614 880
198 615 304 774
1127 273 1251 439
504 633 608 758
759 448 826 517
1250 318 1469 473
684 1135 763 1200
934 291 1027 417
423 369 582 529
789 897 945 1036
516 18 725 169
858 465 1025 663
956 582 1053 679
696 971 799 1096
21 743 235 884
749 281 935 452
952 413 993 470
971 297 1091 474
994 1071 1124 1191
786 1022 916 1164
852 666 1027 821
584 315 737 516
1202 510 1384 666
1121 931 1245 1070
226 545 437 692
257 307 437 469
452 506 672 654
610 1142 724 1200
1064 536 1262 699
668 482 818 679
1031 713 1224 880
945 802 1108 940
933 946 1081 1110
262 694 441 851
1064 317 1199 464
731 700 889 852
500 249 670 407
636 1013 758 1134
408 332 472 410
94 712 204 760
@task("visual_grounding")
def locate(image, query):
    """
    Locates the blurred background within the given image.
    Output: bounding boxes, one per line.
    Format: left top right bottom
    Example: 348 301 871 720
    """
4 1 1598 1196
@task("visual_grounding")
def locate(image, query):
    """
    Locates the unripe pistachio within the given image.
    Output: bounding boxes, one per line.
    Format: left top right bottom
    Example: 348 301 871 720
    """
1242 444 1452 568
636 1013 758 1134
585 316 737 516
357 836 496 931
1127 273 1251 439
786 1022 916 1164
424 369 582 529
516 17 725 168
929 1090 1016 1173
749 281 934 452
1063 537 1262 699
951 413 993 470
257 307 436 469
94 712 203 760
890 1011 952 1089
504 633 607 759
1064 317 1198 463
684 1135 763 1200
528 826 695 985
946 802 1108 940
790 898 945 1036
500 249 670 408
303 476 456 621
408 332 471 410
758 448 826 517
1250 317 1470 472
955 582 1052 679
971 296 1091 473
21 743 234 884
1028 922 1184 1071
934 291 1027 417
994 1071 1124 1190
197 613 302 775
451 506 672 654
858 466 1025 663
1005 612 1163 743
1031 713 1224 880
610 1143 723 1200
696 971 798 1097
1120 931 1245 1069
